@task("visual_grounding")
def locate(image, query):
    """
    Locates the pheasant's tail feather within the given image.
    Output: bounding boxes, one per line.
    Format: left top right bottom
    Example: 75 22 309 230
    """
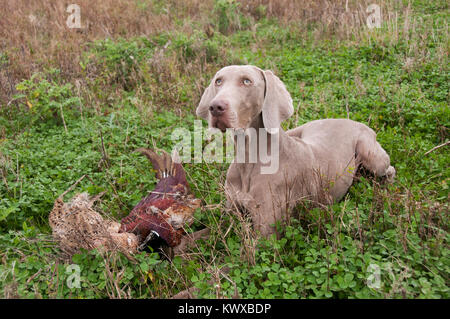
135 148 187 185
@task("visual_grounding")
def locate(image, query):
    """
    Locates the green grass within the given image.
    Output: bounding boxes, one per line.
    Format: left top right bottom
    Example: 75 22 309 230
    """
0 0 448 298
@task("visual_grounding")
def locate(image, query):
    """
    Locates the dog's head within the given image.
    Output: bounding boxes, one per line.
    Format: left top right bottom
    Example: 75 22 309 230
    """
196 65 294 133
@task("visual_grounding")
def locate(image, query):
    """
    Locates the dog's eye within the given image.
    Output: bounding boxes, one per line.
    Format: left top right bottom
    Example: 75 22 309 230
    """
243 78 252 85
215 78 223 86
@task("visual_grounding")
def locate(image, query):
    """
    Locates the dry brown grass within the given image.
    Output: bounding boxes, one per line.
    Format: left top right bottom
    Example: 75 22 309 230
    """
0 0 438 111
0 0 212 104
242 0 398 36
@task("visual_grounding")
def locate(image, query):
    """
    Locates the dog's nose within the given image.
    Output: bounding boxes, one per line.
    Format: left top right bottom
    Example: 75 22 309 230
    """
209 100 228 117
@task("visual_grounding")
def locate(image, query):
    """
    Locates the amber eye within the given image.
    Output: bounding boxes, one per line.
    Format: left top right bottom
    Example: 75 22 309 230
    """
215 78 223 86
243 78 252 85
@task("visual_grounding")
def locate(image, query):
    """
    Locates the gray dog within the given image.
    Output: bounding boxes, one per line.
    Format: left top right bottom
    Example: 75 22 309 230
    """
196 65 395 237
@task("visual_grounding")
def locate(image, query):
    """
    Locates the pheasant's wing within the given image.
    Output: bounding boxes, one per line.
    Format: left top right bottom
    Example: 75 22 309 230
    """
119 148 199 247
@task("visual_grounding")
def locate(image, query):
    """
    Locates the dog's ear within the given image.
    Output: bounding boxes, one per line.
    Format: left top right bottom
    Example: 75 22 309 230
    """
261 70 294 133
196 79 215 120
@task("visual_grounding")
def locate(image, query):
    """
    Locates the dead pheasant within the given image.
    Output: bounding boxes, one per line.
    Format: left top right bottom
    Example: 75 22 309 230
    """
49 192 139 257
119 148 201 249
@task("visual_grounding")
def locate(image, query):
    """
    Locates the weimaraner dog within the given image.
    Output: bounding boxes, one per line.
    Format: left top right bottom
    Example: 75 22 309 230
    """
196 65 396 237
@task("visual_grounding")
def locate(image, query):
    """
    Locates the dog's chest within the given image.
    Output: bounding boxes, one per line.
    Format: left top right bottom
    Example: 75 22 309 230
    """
225 164 261 209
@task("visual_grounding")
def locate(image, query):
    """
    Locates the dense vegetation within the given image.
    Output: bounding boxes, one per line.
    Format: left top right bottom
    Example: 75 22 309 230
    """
0 0 448 298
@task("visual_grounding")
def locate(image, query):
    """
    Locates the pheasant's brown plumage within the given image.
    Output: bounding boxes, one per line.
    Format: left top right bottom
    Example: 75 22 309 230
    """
119 148 201 247
49 192 139 257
